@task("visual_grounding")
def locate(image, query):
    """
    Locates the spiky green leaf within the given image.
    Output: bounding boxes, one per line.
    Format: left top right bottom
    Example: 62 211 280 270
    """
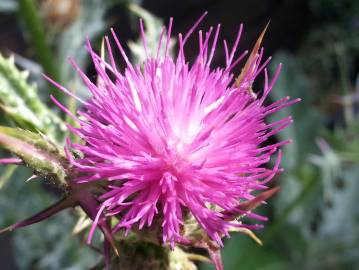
0 54 67 144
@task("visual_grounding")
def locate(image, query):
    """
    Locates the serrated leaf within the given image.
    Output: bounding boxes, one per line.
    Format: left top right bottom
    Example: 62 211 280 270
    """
0 54 67 144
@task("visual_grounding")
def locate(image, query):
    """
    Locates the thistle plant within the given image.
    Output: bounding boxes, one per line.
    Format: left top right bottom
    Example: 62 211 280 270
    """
0 13 299 270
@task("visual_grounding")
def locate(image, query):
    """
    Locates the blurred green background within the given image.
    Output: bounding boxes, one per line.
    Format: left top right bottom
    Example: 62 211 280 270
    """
0 0 358 269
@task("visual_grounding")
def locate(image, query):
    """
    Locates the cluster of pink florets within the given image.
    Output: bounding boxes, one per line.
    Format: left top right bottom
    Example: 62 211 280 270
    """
49 13 298 248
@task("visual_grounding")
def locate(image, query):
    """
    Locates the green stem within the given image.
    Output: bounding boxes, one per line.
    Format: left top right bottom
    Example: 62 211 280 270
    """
18 0 62 100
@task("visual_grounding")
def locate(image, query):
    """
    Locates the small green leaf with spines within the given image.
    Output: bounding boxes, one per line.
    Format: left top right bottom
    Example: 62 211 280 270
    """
0 53 67 144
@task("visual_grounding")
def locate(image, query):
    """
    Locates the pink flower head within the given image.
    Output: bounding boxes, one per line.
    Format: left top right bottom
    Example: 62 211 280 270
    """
49 14 299 248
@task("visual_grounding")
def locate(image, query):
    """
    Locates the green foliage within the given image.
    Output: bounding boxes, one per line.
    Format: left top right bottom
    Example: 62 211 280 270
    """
0 54 67 144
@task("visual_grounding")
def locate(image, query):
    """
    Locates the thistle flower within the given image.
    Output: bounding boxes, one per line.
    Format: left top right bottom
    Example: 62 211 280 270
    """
49 14 299 250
